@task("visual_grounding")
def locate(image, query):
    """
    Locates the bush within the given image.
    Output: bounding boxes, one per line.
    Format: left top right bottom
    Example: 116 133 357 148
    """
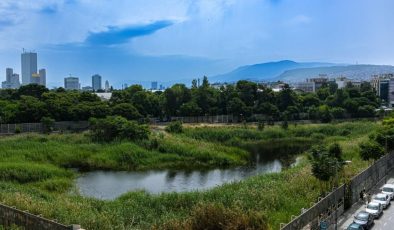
281 120 288 130
257 121 265 131
14 125 21 134
165 121 183 133
41 116 55 134
359 141 385 161
89 116 150 142
156 203 269 230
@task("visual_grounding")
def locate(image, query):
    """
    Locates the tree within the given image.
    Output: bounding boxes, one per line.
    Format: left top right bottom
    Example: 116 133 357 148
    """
318 105 332 123
309 146 342 191
227 97 246 116
278 84 298 111
163 84 191 116
179 101 202 116
17 84 49 99
359 141 385 161
331 107 346 119
112 103 142 120
328 143 343 161
357 105 376 118
165 121 183 133
15 96 47 122
89 116 150 142
41 116 55 134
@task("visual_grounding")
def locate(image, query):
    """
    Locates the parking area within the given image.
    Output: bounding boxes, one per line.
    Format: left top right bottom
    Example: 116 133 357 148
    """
338 176 394 230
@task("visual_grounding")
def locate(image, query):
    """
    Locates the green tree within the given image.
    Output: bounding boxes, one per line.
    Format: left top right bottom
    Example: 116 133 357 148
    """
359 141 385 161
180 101 202 116
41 116 55 134
89 116 150 142
318 105 332 123
112 103 142 120
17 84 49 99
165 121 183 133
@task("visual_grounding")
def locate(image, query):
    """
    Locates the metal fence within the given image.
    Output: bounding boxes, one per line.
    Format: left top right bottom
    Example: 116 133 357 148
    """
0 203 81 230
0 121 89 135
280 152 394 230
170 114 238 123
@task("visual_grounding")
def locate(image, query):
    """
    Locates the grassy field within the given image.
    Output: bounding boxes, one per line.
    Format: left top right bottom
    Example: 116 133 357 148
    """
0 121 379 229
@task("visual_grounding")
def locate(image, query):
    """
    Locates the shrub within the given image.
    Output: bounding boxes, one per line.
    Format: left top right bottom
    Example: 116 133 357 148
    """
156 203 269 230
89 116 150 142
165 121 183 133
281 120 288 130
359 141 385 161
41 116 55 134
257 121 265 131
14 125 21 134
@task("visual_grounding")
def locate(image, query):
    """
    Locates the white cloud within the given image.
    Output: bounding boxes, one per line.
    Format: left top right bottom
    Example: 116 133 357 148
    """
284 14 311 26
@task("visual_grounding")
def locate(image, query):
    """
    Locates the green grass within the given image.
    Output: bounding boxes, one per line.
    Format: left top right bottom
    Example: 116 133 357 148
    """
0 121 380 230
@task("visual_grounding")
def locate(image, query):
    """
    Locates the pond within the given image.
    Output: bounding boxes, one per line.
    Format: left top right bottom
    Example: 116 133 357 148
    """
76 153 301 200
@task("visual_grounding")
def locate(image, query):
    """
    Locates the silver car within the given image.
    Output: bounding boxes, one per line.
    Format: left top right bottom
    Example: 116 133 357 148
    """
365 202 383 218
373 193 390 209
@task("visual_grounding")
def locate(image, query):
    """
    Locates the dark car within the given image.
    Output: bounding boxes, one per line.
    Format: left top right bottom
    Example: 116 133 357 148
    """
352 211 374 229
347 223 365 230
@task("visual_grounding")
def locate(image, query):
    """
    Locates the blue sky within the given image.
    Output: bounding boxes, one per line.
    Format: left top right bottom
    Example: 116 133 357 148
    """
0 0 393 88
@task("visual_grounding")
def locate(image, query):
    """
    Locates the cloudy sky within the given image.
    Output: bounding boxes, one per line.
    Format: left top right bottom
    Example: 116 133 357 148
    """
0 0 393 88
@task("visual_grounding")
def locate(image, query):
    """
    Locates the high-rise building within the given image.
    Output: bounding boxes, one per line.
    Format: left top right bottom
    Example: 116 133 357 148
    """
6 68 13 83
92 74 102 91
39 69 46 86
105 80 110 92
2 68 20 89
64 76 80 90
21 51 37 85
11 74 20 88
151 81 158 90
31 73 41 84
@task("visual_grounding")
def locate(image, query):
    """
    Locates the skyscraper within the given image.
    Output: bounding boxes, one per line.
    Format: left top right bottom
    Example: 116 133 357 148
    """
39 69 46 86
2 68 20 89
92 74 102 91
64 76 80 90
105 80 110 92
21 51 37 85
151 81 158 90
6 68 13 83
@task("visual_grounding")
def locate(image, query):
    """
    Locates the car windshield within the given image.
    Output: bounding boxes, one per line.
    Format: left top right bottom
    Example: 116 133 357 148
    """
367 204 379 210
347 224 360 230
375 197 385 201
355 213 368 221
383 187 394 192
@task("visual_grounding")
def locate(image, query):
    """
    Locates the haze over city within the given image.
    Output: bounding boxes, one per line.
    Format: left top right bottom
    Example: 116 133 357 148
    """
0 0 394 88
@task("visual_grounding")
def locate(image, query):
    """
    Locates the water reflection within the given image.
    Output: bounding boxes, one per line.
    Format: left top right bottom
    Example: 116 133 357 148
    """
76 159 286 200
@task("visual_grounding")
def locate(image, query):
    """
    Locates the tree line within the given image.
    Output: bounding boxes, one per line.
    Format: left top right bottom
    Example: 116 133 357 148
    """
0 76 381 123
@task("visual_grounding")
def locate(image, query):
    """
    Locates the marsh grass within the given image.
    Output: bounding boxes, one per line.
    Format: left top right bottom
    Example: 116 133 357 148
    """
0 121 380 230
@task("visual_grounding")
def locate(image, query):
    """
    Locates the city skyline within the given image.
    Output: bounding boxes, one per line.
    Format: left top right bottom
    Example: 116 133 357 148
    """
0 0 393 88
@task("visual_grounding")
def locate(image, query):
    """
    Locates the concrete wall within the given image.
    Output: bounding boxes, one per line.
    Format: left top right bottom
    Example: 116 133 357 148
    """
281 152 394 230
0 203 82 230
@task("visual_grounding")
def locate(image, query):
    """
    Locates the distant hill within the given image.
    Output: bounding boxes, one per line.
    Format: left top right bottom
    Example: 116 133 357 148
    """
210 60 337 83
211 60 394 83
276 65 394 82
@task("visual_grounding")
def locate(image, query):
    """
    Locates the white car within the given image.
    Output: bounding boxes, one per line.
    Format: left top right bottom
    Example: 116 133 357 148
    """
373 193 390 209
365 202 383 218
382 184 394 200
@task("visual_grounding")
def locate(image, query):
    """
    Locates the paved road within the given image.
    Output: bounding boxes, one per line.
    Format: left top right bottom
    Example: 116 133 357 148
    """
338 176 394 230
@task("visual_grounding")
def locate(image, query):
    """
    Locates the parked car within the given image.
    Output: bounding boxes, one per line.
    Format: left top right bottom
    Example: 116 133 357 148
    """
373 193 390 209
352 211 374 229
365 202 383 218
382 184 394 200
347 222 365 230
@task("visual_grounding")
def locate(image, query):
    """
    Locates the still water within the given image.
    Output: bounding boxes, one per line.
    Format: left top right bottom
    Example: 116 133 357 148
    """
76 154 299 200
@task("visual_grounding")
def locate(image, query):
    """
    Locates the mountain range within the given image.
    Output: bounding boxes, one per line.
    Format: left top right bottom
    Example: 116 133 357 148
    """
210 60 394 83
